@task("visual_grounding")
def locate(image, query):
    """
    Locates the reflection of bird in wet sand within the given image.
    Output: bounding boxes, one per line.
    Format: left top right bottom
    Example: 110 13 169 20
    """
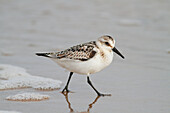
62 92 100 113
36 35 125 96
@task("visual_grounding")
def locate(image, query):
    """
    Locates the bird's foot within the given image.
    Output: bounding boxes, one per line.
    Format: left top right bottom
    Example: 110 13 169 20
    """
97 93 112 97
62 87 70 93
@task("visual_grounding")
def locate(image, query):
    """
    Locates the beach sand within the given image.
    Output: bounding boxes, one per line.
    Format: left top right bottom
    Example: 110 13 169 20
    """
0 0 170 113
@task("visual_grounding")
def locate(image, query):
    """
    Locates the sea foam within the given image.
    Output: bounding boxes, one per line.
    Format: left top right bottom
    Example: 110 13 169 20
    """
0 64 62 90
0 111 21 113
6 92 49 101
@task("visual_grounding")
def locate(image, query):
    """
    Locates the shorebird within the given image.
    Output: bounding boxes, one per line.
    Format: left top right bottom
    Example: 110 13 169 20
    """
36 35 125 96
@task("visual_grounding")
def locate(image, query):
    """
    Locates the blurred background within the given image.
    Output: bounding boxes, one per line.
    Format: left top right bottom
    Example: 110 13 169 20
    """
0 0 170 113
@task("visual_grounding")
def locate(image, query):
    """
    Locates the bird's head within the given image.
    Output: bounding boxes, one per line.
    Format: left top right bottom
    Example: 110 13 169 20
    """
98 35 125 59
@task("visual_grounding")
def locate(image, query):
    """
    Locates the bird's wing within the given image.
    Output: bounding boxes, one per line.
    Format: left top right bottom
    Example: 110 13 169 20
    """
38 41 98 61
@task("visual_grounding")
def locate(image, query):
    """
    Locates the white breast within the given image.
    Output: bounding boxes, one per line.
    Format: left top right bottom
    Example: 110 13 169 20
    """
52 49 113 75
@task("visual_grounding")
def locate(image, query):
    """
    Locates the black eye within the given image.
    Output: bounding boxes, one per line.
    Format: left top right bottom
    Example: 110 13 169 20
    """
105 42 110 46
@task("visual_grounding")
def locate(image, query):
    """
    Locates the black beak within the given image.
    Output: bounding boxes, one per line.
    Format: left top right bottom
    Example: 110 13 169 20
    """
112 47 125 59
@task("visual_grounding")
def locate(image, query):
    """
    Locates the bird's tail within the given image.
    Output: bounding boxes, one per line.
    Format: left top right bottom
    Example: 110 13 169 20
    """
36 53 53 58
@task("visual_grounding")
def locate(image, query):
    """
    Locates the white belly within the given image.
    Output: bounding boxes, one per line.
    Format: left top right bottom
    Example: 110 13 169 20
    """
52 51 113 75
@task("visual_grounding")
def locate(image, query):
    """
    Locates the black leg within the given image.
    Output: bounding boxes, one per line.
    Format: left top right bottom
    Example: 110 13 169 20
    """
62 72 73 93
87 76 111 96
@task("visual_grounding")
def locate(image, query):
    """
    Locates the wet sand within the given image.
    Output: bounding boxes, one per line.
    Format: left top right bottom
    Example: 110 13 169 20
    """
0 0 170 113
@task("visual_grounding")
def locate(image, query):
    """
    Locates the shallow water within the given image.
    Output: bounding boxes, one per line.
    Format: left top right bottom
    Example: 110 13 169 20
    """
0 0 170 113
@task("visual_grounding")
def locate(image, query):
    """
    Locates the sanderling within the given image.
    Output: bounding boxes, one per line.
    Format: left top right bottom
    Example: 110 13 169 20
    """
36 35 125 96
